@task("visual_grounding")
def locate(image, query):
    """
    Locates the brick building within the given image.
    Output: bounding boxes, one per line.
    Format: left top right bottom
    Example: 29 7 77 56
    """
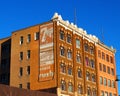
0 13 118 96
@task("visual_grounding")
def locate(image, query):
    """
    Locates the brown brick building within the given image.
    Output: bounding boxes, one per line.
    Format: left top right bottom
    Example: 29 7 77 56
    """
0 13 118 96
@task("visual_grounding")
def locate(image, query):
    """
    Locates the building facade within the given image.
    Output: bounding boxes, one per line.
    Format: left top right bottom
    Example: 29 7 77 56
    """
0 37 11 85
96 43 118 96
0 13 117 96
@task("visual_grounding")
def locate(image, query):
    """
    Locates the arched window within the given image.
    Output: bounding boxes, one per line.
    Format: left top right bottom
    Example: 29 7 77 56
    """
67 49 72 59
92 88 96 96
86 71 90 81
76 53 81 63
60 46 65 56
61 80 66 91
91 74 96 82
78 84 83 94
60 63 66 73
60 31 64 40
68 66 72 75
78 69 82 78
90 59 95 68
90 46 94 54
84 43 89 52
68 82 73 92
85 57 89 66
67 34 72 43
87 87 91 96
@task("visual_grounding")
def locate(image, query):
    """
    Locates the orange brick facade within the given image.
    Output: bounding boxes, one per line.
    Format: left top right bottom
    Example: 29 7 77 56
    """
0 13 117 96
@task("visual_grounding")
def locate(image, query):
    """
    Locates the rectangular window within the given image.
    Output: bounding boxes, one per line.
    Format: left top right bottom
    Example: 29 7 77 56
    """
102 52 105 60
27 66 30 75
19 67 23 76
27 50 30 59
112 80 115 88
100 76 103 85
19 84 22 88
107 66 110 74
85 57 89 66
99 63 102 71
106 54 109 62
34 32 39 40
108 79 111 87
20 36 23 45
104 78 107 86
110 56 113 63
60 46 65 56
27 34 31 43
68 67 72 75
76 39 80 48
103 64 106 72
98 50 101 58
27 82 30 89
111 68 114 75
20 52 23 60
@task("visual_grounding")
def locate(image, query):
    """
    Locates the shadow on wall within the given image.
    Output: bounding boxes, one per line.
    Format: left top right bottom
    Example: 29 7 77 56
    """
0 84 57 96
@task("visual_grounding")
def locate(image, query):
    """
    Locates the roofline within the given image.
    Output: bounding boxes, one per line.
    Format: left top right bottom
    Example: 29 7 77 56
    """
0 36 11 40
12 20 52 33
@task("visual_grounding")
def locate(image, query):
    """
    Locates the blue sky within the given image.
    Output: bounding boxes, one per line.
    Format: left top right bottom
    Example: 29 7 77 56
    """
0 0 120 94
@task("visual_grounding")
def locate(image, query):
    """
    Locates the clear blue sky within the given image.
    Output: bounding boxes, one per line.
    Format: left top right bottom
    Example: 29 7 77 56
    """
0 0 120 94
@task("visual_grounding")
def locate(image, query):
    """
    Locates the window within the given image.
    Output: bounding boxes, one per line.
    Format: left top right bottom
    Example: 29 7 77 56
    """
76 53 81 63
85 57 89 66
111 68 114 75
106 54 109 62
101 91 104 96
86 71 90 81
27 82 30 89
100 76 103 85
99 63 102 71
112 80 115 88
98 50 101 58
90 59 95 68
91 74 96 82
113 94 116 96
67 34 71 43
87 87 91 96
68 82 73 92
108 79 111 87
34 32 39 40
19 84 22 88
67 49 72 59
19 67 23 76
27 34 31 43
107 67 110 74
68 66 72 75
61 80 66 91
84 43 89 52
27 66 30 75
27 50 30 59
76 39 80 48
105 92 108 96
78 84 83 94
60 46 65 56
104 78 107 86
20 52 23 60
20 36 23 45
78 69 82 78
103 64 106 72
60 31 64 40
102 52 105 60
90 46 94 54
109 93 112 96
110 56 113 63
60 63 66 73
92 88 96 96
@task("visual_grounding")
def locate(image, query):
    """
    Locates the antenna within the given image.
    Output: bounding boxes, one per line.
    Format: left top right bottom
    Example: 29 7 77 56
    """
74 8 77 25
101 27 104 44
